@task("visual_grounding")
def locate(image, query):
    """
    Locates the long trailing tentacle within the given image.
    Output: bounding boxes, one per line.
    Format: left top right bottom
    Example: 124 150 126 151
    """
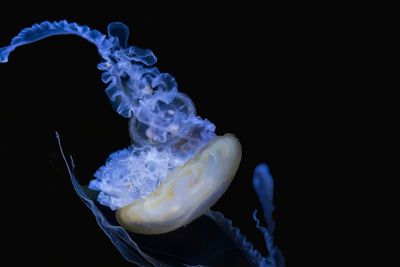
253 164 285 267
0 20 158 119
205 164 285 267
56 132 170 267
0 20 115 63
253 164 276 233
205 209 270 267
0 21 214 156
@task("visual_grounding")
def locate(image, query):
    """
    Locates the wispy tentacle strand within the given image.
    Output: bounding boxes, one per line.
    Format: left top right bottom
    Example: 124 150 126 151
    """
253 164 285 267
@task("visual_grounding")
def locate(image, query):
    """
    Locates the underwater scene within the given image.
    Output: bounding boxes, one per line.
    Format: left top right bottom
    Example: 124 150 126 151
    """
1 14 304 266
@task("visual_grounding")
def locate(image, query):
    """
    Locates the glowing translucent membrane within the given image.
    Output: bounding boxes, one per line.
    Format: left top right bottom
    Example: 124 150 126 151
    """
116 134 241 234
2 20 285 265
0 20 217 209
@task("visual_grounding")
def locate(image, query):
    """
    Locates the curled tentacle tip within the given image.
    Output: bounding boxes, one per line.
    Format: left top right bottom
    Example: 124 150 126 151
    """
0 46 12 63
253 163 271 184
107 22 129 48
255 163 270 174
253 163 274 194
116 134 242 234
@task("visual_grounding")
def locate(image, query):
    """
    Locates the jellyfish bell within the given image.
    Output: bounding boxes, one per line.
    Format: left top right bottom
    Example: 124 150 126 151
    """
116 134 241 234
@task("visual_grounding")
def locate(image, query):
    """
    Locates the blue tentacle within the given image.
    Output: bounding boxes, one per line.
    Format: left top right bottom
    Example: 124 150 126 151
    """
205 163 286 267
253 164 276 233
253 164 285 267
205 210 270 267
0 20 115 63
0 20 158 119
56 132 169 267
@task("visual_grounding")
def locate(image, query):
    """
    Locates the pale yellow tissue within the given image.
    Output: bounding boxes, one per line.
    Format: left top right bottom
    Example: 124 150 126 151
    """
115 134 242 234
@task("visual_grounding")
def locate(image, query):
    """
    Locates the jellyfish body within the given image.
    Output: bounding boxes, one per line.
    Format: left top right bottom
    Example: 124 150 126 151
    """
1 21 285 266
116 134 241 234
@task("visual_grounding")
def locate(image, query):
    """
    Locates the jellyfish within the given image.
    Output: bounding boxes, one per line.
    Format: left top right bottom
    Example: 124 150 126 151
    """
1 20 285 266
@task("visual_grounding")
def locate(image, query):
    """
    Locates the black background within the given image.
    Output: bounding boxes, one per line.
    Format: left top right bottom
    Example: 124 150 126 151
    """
0 4 343 267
